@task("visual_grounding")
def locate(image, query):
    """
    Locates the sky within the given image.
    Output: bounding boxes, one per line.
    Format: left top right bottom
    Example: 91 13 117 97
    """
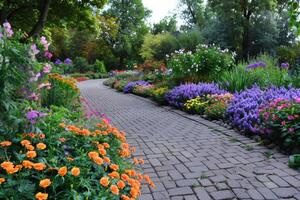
142 0 180 25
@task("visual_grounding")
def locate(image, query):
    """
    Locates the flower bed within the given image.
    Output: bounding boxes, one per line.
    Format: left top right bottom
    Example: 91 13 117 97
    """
0 22 154 199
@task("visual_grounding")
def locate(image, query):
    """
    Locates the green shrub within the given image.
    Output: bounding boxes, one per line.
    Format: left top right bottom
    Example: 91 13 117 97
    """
219 54 291 92
41 74 80 109
94 60 107 74
73 57 92 73
103 78 116 87
167 44 235 82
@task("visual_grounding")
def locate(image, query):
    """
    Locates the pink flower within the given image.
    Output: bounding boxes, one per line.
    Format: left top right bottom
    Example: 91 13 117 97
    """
40 36 50 50
294 98 300 104
287 115 295 120
3 22 13 37
281 121 286 126
288 128 295 133
43 64 52 73
38 83 51 89
29 72 41 82
44 51 53 59
31 44 40 55
29 93 39 101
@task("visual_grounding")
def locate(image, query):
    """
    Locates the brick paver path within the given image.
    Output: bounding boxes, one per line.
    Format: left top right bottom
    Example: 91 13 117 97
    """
79 80 300 200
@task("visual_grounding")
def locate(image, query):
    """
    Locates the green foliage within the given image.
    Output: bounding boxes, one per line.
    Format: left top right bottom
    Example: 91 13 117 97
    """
114 80 129 92
41 74 80 109
276 45 300 72
94 60 107 74
72 57 91 73
152 15 177 34
219 54 291 92
103 78 117 87
168 45 235 82
150 87 169 105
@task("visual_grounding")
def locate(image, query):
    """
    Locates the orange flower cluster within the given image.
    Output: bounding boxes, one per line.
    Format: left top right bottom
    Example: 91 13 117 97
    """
0 161 22 174
0 141 12 147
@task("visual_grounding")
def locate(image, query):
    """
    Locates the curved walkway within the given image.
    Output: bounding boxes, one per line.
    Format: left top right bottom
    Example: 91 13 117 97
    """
79 79 300 200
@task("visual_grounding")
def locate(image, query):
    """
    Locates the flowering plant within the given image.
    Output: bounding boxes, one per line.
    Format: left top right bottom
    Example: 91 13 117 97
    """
114 80 130 92
227 85 300 133
259 98 300 152
184 97 208 114
167 45 235 82
132 84 154 97
150 87 169 105
123 81 150 93
165 83 226 108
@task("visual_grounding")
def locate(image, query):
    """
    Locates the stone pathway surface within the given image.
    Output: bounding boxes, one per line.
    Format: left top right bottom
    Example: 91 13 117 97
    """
79 79 300 200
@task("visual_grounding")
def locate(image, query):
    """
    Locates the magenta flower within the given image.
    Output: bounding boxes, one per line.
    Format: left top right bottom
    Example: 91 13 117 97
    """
40 36 49 50
287 115 295 120
44 51 53 59
294 98 300 104
28 93 39 101
281 121 286 126
288 128 295 133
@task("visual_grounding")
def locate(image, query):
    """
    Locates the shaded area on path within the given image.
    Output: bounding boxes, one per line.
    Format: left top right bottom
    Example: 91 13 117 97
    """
79 79 300 200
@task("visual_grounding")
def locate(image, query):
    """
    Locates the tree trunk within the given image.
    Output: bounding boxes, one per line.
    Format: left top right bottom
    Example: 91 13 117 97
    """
25 0 52 40
119 55 125 69
242 10 251 60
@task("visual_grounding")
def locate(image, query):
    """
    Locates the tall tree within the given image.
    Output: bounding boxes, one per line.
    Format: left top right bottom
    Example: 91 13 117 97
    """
180 0 205 28
104 0 150 68
152 15 177 34
208 0 275 59
0 0 107 39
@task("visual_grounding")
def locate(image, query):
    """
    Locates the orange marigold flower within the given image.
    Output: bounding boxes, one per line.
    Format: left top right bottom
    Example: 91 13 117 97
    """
88 151 99 159
121 195 130 200
93 157 103 165
99 148 106 156
35 192 48 200
133 158 139 165
33 163 46 171
1 161 14 170
130 187 139 198
0 141 12 147
103 143 110 149
110 164 119 171
6 166 19 174
121 143 129 149
110 185 119 195
26 151 37 159
71 167 80 176
15 164 23 171
36 143 46 150
103 157 110 164
121 174 129 182
117 180 126 189
22 160 34 169
0 178 5 184
58 166 67 176
100 177 110 187
130 147 136 153
39 179 51 188
25 144 35 151
139 159 145 165
108 171 120 179
21 140 31 146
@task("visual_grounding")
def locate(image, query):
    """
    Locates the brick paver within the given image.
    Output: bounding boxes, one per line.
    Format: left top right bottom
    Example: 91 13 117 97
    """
79 80 300 200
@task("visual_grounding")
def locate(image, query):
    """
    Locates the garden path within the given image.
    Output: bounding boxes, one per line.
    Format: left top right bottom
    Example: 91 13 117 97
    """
79 79 300 200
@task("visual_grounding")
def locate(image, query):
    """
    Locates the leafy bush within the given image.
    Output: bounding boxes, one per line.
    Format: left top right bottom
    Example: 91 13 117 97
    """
219 54 291 92
94 60 107 74
165 83 226 108
73 57 91 73
227 86 300 134
132 85 154 97
103 78 116 87
204 94 233 119
167 45 235 82
41 74 80 109
114 80 130 92
259 98 300 152
150 87 169 105
123 81 150 93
